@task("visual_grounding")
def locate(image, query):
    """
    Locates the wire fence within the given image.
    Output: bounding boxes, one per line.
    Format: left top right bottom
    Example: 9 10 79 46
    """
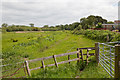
98 41 120 77
1 61 27 78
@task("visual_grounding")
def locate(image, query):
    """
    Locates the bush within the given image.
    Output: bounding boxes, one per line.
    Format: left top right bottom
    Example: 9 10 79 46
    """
96 23 103 28
23 54 29 58
41 27 60 31
12 39 18 42
73 29 120 42
3 26 41 32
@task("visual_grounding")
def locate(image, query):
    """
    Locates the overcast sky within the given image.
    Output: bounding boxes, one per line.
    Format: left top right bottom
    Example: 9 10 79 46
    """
1 0 119 27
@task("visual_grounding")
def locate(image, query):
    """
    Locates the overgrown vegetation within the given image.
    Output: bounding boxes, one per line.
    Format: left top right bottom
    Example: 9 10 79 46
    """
2 26 41 32
31 58 110 78
2 31 109 78
31 62 86 78
73 29 120 42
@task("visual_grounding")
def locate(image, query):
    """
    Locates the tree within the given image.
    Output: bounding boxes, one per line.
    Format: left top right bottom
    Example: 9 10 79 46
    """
29 23 34 27
2 23 8 27
80 18 89 29
55 25 60 28
73 25 82 34
75 25 82 30
95 16 107 25
96 23 103 28
59 25 64 30
11 24 16 28
64 24 69 30
107 21 114 24
43 25 49 28
80 15 108 29
50 26 54 28
87 15 96 27
71 22 80 30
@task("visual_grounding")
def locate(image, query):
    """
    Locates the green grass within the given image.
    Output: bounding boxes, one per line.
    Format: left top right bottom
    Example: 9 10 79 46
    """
2 31 110 78
79 60 110 78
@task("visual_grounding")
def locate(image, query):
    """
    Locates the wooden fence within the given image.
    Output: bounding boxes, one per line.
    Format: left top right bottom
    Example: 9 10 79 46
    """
1 42 120 78
24 47 95 76
1 47 95 78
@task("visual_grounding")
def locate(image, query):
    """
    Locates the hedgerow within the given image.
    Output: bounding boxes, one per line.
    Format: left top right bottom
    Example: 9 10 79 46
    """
73 29 120 42
2 27 41 32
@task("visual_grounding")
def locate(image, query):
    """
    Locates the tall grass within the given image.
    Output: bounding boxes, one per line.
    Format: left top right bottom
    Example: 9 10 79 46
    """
73 29 120 42
2 31 110 78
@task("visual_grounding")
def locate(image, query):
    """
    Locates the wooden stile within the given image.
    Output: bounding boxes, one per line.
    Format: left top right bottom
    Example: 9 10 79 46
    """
53 55 58 67
25 61 31 76
115 44 120 78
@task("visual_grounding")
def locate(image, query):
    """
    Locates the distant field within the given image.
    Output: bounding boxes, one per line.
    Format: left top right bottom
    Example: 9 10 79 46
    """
2 31 109 78
2 31 95 62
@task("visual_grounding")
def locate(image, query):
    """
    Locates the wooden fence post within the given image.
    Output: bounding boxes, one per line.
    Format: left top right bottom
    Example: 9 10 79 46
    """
77 48 80 64
86 49 89 65
95 42 99 65
25 61 31 76
115 44 120 78
41 60 45 69
68 55 70 64
80 49 84 63
53 55 58 67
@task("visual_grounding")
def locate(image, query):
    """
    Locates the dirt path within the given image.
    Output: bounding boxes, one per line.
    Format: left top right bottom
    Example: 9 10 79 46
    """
49 34 70 49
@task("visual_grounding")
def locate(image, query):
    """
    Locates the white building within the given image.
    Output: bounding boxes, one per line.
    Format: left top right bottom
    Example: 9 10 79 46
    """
102 20 120 31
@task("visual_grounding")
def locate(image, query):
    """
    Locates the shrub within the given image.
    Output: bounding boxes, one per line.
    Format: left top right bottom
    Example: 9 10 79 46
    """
12 39 18 42
23 54 29 58
96 23 103 28
74 29 120 42
3 26 41 32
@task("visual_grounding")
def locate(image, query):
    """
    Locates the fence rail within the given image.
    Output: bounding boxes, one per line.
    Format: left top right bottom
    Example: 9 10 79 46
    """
26 47 95 76
1 42 120 78
1 47 95 78
28 51 77 62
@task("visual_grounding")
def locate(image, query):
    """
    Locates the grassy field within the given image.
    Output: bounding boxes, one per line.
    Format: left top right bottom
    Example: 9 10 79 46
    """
2 31 110 78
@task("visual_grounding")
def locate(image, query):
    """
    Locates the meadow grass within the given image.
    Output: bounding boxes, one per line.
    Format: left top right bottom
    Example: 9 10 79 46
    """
2 31 109 78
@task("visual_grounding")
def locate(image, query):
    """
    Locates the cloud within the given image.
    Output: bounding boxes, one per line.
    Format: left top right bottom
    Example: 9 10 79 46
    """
1 0 119 27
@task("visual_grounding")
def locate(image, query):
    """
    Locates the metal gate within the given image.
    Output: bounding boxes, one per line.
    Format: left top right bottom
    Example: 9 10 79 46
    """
98 41 120 77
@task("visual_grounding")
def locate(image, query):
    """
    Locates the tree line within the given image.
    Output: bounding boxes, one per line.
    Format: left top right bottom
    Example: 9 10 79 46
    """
1 15 114 32
41 15 114 31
